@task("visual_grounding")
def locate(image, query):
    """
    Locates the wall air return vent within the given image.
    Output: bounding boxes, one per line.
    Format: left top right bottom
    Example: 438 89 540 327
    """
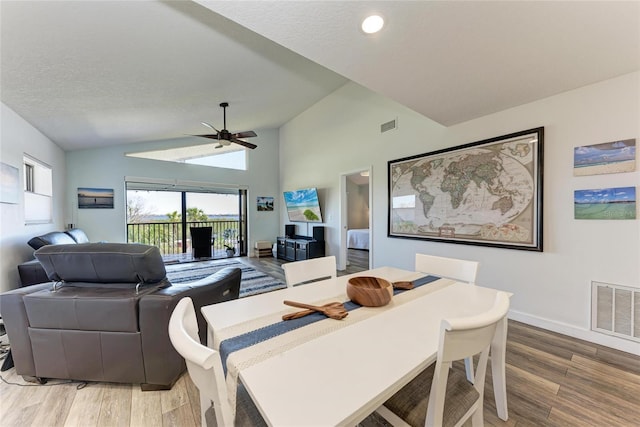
381 118 397 133
591 281 639 342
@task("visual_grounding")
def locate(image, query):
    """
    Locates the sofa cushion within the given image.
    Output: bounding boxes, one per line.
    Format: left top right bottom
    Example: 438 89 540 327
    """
35 243 167 285
23 286 143 332
28 231 76 250
64 228 89 244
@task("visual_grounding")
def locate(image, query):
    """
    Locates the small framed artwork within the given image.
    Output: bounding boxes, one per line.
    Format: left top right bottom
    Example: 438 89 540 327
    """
0 162 20 204
78 187 114 209
574 187 636 220
574 138 635 176
257 196 274 211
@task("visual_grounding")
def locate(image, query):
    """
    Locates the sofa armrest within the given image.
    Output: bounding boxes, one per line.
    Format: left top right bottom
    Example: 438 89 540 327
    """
0 283 53 377
17 259 50 287
138 267 241 387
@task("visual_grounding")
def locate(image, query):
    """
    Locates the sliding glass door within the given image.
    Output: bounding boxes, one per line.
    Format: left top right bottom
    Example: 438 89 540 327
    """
126 183 247 258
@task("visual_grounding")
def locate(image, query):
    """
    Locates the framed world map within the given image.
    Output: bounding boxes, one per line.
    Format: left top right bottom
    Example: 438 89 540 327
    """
388 127 544 251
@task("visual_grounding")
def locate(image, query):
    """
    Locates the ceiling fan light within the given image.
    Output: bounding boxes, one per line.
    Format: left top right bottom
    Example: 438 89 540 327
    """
361 15 384 34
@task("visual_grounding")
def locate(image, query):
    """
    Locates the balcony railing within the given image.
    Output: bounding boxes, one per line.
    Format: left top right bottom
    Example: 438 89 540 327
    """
126 220 240 255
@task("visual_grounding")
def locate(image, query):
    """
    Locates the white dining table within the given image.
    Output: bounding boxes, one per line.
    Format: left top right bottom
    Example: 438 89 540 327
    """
201 266 509 426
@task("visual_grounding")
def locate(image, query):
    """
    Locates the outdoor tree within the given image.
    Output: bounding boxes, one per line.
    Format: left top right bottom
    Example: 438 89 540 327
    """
186 207 208 222
166 211 181 222
127 196 153 223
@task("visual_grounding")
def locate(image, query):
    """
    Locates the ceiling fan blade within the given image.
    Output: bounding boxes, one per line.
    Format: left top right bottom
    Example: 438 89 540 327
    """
201 122 220 132
231 138 257 149
233 130 257 139
190 134 220 140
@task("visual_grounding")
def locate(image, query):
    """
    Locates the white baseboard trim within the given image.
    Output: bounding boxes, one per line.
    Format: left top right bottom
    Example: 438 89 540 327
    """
508 309 640 356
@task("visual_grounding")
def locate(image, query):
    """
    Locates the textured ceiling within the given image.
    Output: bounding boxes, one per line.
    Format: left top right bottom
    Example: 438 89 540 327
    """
1 1 639 152
200 0 640 126
0 1 346 150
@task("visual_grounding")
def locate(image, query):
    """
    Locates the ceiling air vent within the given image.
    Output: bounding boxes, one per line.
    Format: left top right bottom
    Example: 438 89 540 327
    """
381 118 397 133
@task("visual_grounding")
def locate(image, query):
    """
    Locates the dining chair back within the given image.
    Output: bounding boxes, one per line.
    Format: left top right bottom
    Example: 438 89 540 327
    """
377 291 510 427
415 253 479 285
282 255 337 287
169 297 233 427
415 253 480 382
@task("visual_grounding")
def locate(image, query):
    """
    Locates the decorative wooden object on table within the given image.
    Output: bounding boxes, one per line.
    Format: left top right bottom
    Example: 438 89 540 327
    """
346 276 394 307
282 302 346 320
283 300 348 320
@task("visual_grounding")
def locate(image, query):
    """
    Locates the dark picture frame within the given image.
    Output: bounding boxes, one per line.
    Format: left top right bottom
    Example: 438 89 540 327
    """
257 196 274 211
388 127 544 251
78 187 114 209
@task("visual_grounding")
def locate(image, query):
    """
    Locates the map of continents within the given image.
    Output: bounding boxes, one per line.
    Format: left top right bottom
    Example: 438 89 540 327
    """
391 141 535 244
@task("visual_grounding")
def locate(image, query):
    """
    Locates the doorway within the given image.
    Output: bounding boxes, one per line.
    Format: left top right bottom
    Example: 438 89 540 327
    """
339 168 372 271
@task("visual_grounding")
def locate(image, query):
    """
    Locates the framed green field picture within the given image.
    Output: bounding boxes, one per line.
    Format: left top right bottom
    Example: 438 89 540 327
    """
574 187 636 220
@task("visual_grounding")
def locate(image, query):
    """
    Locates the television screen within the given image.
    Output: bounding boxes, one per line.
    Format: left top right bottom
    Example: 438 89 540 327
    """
283 188 323 223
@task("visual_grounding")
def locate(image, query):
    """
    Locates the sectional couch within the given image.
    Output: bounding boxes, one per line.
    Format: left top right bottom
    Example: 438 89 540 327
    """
17 228 91 286
2 242 241 390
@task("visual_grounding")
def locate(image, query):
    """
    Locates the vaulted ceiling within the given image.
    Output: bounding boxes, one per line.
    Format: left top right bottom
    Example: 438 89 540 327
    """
2 1 638 151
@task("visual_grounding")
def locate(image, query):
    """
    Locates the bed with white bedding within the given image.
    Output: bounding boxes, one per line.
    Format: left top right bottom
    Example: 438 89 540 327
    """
347 228 369 250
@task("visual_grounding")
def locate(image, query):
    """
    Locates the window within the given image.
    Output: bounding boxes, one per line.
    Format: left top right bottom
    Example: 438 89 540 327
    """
23 155 52 224
24 163 34 192
126 143 247 171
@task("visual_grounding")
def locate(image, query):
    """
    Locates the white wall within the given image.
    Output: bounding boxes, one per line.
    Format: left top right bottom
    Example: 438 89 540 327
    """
280 73 639 354
0 103 67 292
65 129 281 253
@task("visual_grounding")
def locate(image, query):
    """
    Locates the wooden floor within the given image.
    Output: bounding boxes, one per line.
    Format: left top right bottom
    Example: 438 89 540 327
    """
2 253 639 426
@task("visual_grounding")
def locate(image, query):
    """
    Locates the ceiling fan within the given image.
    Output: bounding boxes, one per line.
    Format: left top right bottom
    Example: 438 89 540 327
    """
192 102 257 149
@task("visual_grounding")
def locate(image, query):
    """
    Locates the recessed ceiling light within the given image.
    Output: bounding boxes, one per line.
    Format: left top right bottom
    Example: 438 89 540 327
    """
361 15 384 34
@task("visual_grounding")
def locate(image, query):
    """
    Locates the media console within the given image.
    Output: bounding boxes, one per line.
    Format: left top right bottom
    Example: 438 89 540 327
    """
276 226 325 261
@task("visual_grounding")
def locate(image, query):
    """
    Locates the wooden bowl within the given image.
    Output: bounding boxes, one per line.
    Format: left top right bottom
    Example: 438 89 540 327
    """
347 276 393 307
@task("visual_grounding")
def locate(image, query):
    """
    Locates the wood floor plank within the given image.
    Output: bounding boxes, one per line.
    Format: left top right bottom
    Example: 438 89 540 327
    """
594 345 640 375
96 383 132 427
564 363 640 407
160 374 190 415
553 386 634 427
130 385 162 427
571 353 640 385
30 382 77 426
2 402 41 427
161 400 197 427
183 373 203 426
0 374 52 426
505 340 570 383
64 383 105 427
507 320 598 360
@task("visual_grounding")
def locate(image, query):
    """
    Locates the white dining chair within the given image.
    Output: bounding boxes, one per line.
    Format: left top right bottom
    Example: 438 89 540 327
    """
376 291 510 427
415 253 479 382
282 255 336 287
168 297 264 427
415 253 479 285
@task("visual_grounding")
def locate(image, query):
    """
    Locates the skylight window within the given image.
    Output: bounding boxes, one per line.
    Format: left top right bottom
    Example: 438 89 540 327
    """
126 143 246 170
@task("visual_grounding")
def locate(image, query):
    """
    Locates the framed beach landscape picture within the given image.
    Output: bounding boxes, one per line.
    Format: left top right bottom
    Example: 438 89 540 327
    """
78 187 114 209
573 138 635 176
574 187 636 220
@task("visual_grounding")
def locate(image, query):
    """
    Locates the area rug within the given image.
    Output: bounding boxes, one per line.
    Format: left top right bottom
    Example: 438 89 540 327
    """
165 259 286 298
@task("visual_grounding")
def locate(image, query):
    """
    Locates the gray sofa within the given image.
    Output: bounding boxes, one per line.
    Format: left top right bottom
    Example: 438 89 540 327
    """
1 243 241 390
17 228 91 287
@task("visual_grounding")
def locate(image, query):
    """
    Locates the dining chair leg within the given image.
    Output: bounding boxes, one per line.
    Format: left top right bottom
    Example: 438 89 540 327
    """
464 357 475 383
200 394 209 426
491 317 509 420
